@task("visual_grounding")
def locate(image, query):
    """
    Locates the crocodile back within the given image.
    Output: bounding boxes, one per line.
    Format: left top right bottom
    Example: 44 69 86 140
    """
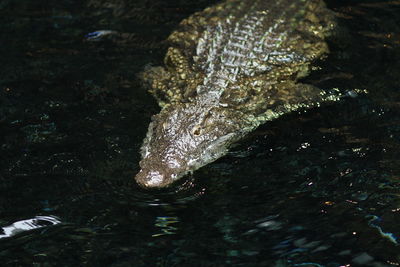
166 0 335 100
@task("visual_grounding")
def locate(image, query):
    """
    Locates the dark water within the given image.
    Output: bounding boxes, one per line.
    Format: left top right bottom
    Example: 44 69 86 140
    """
1 0 400 266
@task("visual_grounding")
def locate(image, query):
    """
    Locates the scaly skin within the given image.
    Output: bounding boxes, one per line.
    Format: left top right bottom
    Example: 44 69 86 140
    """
135 0 339 188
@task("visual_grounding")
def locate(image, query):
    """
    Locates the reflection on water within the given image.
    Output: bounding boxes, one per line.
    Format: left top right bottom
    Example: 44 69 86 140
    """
152 216 179 237
0 0 400 266
367 215 399 246
0 216 61 239
0 216 61 238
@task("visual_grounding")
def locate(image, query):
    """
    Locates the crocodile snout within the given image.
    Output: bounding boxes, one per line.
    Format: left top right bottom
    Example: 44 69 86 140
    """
135 169 167 188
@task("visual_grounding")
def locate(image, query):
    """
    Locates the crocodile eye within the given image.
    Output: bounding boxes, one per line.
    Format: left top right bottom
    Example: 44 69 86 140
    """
192 125 201 136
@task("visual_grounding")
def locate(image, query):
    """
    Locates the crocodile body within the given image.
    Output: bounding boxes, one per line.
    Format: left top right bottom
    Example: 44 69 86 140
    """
135 0 338 188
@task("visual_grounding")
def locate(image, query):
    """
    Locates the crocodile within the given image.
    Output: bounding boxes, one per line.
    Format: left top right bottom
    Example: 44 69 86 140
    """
135 0 340 188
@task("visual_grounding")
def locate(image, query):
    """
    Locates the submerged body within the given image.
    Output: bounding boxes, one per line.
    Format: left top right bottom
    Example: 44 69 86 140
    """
135 0 338 188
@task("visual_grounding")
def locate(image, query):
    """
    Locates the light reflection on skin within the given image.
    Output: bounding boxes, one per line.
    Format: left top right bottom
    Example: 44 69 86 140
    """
0 216 61 239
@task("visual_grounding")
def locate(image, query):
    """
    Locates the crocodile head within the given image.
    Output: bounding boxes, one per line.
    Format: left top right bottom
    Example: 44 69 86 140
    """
135 102 251 188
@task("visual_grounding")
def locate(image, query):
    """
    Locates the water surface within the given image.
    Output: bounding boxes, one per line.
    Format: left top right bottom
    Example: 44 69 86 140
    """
1 0 400 266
